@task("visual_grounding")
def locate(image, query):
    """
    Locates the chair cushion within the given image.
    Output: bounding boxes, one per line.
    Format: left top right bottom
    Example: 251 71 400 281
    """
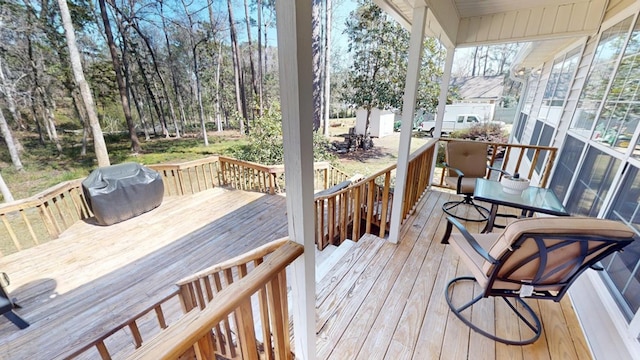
481 217 635 283
445 141 488 179
449 232 501 289
444 176 476 194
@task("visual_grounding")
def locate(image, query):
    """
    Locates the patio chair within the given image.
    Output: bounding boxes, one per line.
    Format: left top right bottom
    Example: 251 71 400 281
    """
441 216 634 345
0 273 29 329
441 140 498 222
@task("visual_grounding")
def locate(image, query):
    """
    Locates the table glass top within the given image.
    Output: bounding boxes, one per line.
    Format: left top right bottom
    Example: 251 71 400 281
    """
473 178 568 216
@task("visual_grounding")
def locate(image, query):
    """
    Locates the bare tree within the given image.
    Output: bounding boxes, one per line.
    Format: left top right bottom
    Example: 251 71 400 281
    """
0 107 23 171
243 0 259 116
98 0 141 153
56 0 110 167
0 172 14 203
256 0 264 113
312 0 323 132
228 0 247 133
323 0 332 135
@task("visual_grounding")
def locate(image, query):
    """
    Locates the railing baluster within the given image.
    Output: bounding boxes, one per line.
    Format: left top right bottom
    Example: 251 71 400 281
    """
129 322 143 348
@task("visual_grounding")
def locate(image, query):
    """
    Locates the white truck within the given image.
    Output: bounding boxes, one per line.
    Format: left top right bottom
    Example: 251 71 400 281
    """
418 113 483 136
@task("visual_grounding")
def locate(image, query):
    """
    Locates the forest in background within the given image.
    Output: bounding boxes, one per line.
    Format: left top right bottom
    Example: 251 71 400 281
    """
0 0 520 200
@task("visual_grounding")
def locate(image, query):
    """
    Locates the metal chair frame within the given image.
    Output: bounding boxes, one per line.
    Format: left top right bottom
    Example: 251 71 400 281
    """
442 217 634 345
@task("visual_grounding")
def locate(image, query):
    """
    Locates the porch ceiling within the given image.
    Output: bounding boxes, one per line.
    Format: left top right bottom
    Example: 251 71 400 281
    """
374 0 607 49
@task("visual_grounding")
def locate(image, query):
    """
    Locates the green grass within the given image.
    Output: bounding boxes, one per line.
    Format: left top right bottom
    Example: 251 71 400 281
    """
0 131 248 200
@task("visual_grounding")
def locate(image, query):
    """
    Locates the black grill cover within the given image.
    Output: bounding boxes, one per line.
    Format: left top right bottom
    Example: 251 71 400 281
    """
82 163 164 226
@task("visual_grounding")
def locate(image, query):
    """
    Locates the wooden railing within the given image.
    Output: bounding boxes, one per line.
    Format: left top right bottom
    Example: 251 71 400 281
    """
148 156 220 196
0 179 91 256
64 290 183 359
0 156 346 258
218 156 278 194
435 139 558 188
314 139 438 250
65 238 301 359
128 239 303 360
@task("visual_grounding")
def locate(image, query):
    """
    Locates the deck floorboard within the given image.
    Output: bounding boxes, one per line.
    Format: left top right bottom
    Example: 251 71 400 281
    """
0 187 593 359
0 188 288 359
317 190 593 360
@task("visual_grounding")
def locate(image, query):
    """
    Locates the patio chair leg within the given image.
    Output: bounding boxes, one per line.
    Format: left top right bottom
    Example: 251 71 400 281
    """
445 276 542 345
3 310 29 329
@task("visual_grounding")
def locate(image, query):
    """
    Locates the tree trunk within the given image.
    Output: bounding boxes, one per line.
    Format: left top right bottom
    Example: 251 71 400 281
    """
257 0 264 114
227 0 247 133
98 0 141 153
161 1 188 137
193 46 209 146
0 59 26 133
312 0 323 132
323 0 332 136
57 0 109 167
0 173 14 203
115 6 179 137
29 94 45 145
0 107 23 171
215 43 223 133
243 0 259 117
136 56 167 137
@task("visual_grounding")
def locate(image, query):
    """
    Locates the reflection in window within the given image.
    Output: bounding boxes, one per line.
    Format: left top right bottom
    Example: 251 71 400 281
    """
590 18 640 153
535 125 555 173
543 47 580 109
571 17 633 134
565 146 620 217
527 120 543 161
602 165 640 320
550 136 585 202
515 113 528 142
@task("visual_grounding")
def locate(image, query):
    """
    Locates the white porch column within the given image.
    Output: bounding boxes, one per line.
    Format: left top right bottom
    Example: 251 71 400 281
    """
388 6 428 244
434 48 455 138
428 48 455 184
274 1 316 359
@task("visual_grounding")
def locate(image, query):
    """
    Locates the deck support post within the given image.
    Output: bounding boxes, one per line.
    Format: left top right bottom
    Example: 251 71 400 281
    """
274 1 316 359
428 47 455 191
388 6 428 243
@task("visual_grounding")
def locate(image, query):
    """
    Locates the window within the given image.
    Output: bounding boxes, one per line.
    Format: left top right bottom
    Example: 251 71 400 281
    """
602 165 640 320
591 19 640 153
457 116 464 123
515 113 528 142
565 147 621 217
527 120 543 161
550 136 585 201
571 17 634 136
535 124 555 173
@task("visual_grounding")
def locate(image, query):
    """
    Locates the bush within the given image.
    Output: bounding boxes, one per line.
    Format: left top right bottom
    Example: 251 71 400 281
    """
449 123 508 143
230 106 335 165
437 123 509 166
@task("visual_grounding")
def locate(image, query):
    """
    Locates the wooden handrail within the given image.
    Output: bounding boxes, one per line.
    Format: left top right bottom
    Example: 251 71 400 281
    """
435 138 558 188
314 139 438 249
177 237 290 284
128 240 304 360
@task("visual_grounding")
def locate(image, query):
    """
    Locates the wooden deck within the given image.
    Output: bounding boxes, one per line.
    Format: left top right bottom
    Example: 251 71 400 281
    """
0 186 592 359
0 188 288 359
316 190 592 360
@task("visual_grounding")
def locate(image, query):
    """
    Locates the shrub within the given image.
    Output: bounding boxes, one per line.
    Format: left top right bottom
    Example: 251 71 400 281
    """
230 105 335 165
450 123 508 143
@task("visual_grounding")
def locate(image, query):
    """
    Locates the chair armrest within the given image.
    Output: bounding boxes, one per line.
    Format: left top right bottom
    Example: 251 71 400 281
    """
487 166 510 176
441 217 498 265
442 162 465 191
442 162 464 177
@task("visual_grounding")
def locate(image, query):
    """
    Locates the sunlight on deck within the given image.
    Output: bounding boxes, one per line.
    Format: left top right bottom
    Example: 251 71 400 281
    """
316 190 592 360
0 188 288 359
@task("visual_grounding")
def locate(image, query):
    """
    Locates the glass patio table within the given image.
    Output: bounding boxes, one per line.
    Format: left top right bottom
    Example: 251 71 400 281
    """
473 178 569 233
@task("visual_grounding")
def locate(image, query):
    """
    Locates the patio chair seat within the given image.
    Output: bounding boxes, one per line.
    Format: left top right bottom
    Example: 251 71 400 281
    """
441 216 635 345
